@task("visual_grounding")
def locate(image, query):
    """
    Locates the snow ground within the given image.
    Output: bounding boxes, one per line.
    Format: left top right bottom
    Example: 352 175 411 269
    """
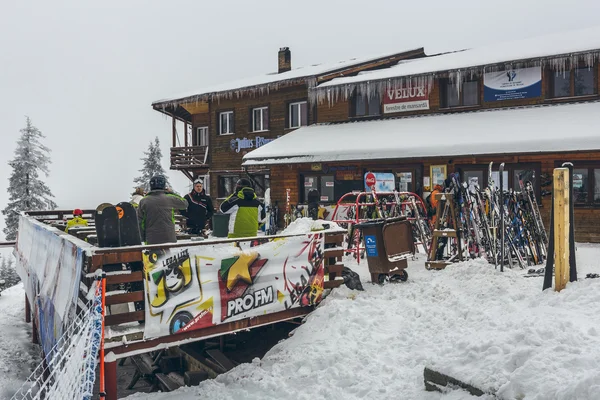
0 283 40 400
122 243 600 400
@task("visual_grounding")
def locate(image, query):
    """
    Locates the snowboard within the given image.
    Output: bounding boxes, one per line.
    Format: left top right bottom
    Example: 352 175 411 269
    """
264 188 272 234
116 202 142 246
95 203 120 248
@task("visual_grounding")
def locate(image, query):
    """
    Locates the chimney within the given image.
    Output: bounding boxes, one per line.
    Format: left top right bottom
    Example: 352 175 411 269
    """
278 47 291 73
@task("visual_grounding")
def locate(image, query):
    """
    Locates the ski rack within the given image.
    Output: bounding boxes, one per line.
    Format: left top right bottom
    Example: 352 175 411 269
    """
331 191 430 264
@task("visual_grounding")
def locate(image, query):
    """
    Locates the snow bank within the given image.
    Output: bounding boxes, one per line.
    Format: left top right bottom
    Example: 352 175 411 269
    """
122 244 600 400
0 283 40 400
281 218 341 234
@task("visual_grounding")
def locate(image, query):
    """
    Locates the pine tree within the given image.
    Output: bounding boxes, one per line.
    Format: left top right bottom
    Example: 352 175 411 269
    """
133 137 170 192
0 256 20 287
2 117 57 240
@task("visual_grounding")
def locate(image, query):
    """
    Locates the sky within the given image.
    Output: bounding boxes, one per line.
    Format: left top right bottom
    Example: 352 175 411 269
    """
1 0 599 240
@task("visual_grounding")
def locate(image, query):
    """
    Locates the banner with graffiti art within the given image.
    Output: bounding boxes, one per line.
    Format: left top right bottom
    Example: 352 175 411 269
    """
142 233 325 339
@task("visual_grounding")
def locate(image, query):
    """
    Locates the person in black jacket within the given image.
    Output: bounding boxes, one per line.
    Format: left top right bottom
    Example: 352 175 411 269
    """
181 178 214 235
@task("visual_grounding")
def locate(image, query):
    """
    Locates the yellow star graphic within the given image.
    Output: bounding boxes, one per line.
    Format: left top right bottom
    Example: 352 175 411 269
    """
226 252 257 290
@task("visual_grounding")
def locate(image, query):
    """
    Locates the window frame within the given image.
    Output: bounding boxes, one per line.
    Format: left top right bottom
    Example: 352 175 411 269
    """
288 100 308 129
350 89 381 118
456 163 541 202
194 126 209 147
251 106 269 133
548 65 597 99
439 77 481 109
217 174 270 199
554 162 600 207
218 110 235 135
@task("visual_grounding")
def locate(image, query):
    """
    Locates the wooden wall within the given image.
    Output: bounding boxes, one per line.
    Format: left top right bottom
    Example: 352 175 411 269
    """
268 150 600 242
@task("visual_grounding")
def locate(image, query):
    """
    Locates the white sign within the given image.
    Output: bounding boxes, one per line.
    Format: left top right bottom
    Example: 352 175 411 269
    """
484 67 542 102
383 85 429 114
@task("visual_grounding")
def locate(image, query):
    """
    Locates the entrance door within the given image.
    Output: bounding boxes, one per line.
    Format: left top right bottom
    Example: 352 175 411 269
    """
194 127 209 147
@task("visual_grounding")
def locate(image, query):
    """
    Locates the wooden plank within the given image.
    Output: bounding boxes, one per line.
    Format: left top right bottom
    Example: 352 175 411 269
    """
324 280 344 289
326 264 344 274
324 248 344 258
105 310 145 326
107 307 312 357
554 168 570 292
205 349 237 372
105 291 144 306
424 367 490 396
325 233 345 244
105 271 143 285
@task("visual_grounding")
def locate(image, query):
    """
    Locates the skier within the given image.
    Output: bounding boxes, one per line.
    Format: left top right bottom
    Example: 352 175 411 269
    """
427 184 443 224
181 178 214 235
219 178 265 238
65 209 88 232
138 175 188 245
307 189 320 220
130 187 145 208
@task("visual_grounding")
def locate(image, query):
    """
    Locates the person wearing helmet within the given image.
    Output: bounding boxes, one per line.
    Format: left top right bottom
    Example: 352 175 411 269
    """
219 178 266 238
65 209 88 232
181 177 214 235
138 175 188 244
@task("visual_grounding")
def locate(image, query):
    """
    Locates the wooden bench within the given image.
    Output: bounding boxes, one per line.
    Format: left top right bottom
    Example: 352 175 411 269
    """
127 354 159 389
154 372 183 392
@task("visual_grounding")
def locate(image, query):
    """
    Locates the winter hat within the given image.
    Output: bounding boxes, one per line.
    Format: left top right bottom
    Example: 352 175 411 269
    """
236 178 252 190
73 209 83 216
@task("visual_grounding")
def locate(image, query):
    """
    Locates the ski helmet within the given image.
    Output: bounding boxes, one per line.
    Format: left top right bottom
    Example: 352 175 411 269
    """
235 178 252 190
193 177 204 185
150 175 167 190
73 208 83 216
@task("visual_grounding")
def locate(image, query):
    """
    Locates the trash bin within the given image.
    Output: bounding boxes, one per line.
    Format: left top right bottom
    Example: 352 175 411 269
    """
212 213 231 238
355 216 415 283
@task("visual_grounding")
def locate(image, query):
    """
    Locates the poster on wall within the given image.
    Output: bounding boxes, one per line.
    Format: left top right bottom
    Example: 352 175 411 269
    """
484 67 542 102
430 165 447 187
383 84 429 114
364 172 396 192
142 233 325 340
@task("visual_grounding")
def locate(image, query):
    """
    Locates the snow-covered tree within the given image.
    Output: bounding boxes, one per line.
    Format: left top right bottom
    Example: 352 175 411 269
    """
2 117 57 240
133 137 170 192
0 256 20 288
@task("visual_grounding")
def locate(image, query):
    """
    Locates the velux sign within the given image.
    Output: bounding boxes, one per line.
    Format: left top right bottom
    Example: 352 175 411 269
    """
230 136 277 153
383 85 429 114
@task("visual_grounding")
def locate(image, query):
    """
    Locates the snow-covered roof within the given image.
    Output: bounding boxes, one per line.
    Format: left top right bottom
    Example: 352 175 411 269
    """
152 49 422 107
314 26 600 103
242 101 600 166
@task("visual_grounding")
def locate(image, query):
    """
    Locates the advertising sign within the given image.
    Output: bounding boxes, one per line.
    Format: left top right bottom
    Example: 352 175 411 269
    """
484 67 541 102
365 235 378 257
142 233 325 339
364 172 395 192
230 135 278 153
383 85 429 114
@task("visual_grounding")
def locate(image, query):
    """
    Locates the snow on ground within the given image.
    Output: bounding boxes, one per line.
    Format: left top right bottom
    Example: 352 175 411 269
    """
124 244 600 400
0 283 41 400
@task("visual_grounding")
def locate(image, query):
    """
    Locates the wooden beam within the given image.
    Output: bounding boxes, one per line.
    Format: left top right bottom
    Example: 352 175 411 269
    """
180 102 209 114
554 168 570 292
184 122 188 147
105 311 145 326
105 271 144 285
105 291 144 306
172 115 177 148
105 361 118 400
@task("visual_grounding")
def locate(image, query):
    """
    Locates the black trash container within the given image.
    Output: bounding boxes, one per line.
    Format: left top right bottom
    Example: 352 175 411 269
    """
355 216 415 283
212 213 231 238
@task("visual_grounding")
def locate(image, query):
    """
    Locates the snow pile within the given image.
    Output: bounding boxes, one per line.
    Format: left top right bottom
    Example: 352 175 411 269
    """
0 283 40 400
281 218 342 234
123 244 600 400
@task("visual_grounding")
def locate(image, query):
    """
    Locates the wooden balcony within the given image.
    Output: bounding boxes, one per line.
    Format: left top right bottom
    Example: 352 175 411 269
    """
170 146 209 170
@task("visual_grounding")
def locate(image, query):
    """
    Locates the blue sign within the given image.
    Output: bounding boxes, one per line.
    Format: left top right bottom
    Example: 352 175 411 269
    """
484 67 541 102
365 235 378 257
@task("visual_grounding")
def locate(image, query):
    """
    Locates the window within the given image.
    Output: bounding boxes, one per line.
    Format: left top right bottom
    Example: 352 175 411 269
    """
252 107 269 132
288 101 308 128
566 165 600 206
217 174 270 198
550 67 596 98
456 163 541 201
194 127 208 146
440 78 480 108
302 175 335 203
351 89 380 117
219 111 234 135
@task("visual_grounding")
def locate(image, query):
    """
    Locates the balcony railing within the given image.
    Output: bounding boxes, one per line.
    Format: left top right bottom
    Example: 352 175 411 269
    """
170 146 209 169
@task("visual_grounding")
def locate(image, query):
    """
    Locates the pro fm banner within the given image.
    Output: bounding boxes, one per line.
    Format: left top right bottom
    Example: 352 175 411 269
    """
142 233 325 339
484 66 541 102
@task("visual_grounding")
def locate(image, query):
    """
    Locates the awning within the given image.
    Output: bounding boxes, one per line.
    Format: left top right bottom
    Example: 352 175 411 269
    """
242 101 600 166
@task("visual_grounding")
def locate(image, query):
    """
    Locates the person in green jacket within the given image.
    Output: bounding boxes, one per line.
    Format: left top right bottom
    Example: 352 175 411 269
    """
65 209 88 232
220 178 266 238
138 175 188 245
